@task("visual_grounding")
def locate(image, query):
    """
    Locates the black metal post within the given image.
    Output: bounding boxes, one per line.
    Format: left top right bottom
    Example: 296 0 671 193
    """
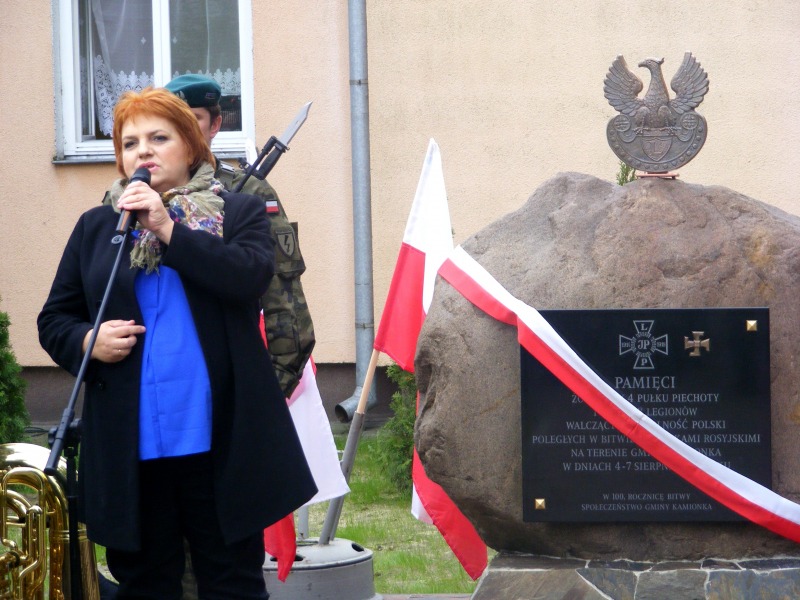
45 223 137 600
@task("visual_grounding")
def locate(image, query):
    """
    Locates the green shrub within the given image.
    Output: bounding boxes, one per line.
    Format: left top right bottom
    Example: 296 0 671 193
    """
616 160 637 186
375 363 417 493
0 306 29 443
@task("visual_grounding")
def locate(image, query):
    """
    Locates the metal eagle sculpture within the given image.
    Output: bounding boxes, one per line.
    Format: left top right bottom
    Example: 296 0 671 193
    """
604 52 709 173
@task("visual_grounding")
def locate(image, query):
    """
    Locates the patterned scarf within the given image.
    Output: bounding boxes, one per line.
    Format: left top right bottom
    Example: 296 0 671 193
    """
109 162 225 273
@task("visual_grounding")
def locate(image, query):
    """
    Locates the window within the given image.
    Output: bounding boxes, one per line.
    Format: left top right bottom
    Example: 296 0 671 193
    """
55 0 254 161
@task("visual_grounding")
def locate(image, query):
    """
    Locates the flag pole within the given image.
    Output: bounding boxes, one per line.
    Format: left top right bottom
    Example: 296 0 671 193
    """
319 348 380 544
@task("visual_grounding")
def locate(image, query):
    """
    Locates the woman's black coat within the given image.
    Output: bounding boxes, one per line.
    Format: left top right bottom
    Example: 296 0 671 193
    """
38 192 317 551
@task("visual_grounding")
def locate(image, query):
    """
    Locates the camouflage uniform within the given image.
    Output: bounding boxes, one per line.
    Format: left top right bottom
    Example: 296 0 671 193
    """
214 159 315 397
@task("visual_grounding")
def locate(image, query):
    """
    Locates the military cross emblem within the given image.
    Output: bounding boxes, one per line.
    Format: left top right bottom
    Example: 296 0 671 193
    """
619 320 669 369
684 331 710 357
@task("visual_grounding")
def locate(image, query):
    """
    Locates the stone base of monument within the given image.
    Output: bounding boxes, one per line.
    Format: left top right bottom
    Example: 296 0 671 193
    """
471 553 800 599
263 538 382 600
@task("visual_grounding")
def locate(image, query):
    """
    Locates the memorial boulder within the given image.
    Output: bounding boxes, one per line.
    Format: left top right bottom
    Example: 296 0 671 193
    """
415 172 800 560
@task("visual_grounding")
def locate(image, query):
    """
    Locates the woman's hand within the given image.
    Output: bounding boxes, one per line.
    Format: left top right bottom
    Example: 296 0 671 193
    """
118 180 175 244
84 320 146 363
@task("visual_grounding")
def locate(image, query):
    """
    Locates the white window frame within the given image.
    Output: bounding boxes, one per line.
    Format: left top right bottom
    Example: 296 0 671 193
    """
53 0 254 162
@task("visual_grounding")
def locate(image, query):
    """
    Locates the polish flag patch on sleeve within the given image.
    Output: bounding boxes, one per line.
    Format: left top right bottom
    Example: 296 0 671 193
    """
266 200 280 214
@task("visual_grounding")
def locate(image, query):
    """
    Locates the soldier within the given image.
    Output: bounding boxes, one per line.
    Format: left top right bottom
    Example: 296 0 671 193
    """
170 77 316 599
106 74 315 398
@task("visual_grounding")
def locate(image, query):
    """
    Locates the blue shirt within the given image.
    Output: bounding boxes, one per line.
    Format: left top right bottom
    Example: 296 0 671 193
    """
135 266 212 460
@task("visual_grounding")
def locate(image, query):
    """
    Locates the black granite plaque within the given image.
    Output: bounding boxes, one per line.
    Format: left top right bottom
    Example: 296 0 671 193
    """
521 308 771 522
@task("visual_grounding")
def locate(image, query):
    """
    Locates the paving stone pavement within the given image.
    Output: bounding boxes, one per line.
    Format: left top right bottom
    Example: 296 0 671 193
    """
382 595 471 599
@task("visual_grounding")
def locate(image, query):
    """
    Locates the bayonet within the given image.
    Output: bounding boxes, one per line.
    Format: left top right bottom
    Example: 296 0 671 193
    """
277 101 312 148
234 101 313 192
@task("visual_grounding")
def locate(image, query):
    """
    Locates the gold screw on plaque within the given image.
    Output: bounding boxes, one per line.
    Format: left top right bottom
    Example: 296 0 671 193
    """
684 331 710 357
746 320 758 332
534 498 546 510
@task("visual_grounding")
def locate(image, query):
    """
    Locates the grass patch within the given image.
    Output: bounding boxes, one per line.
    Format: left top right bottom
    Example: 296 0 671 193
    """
306 431 489 594
16 427 489 594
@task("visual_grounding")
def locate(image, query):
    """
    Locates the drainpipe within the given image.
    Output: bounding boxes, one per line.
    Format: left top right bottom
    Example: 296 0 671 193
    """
320 0 376 545
334 0 377 423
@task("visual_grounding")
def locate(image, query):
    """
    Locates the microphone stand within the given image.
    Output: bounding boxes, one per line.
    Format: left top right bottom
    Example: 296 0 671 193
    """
45 223 137 600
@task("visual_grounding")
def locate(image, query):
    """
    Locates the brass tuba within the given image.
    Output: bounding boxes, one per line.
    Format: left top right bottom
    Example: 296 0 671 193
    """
1 443 101 600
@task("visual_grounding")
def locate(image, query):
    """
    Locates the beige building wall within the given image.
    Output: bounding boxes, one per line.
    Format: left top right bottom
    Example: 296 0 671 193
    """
2 1 799 371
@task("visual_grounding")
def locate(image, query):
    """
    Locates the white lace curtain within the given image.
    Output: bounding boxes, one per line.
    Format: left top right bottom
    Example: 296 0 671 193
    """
91 0 241 135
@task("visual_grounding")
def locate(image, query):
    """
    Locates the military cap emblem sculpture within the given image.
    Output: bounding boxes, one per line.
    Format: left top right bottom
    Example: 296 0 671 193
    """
604 52 709 173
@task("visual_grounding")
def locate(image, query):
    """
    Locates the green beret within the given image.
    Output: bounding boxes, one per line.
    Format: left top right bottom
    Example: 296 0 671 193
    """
165 74 221 108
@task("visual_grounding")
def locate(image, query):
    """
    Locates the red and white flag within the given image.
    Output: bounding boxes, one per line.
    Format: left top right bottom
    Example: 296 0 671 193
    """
373 139 487 580
289 358 351 506
261 318 350 581
439 245 800 544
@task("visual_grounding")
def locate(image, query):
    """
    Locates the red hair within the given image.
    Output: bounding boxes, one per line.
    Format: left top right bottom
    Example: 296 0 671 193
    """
112 87 214 178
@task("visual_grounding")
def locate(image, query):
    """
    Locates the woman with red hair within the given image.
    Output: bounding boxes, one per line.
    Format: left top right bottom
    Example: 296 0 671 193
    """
39 87 316 599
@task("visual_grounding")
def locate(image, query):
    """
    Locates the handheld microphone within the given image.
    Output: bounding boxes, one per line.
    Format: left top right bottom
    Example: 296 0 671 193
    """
115 167 152 234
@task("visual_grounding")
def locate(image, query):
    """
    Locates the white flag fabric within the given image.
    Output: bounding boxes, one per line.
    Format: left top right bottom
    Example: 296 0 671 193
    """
288 359 350 506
